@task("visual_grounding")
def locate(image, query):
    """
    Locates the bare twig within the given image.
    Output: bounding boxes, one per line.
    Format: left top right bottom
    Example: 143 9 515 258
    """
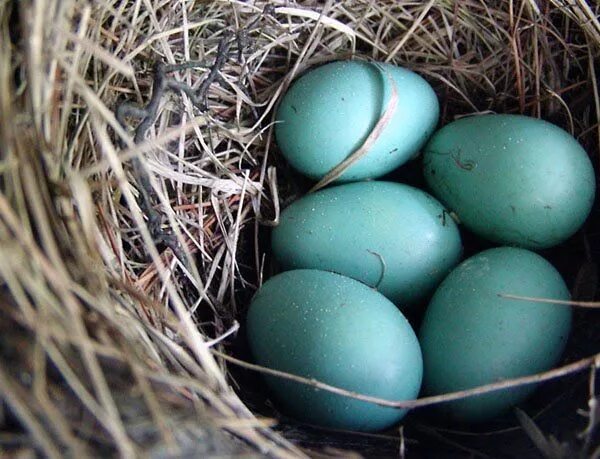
215 351 600 411
498 293 600 308
114 47 233 265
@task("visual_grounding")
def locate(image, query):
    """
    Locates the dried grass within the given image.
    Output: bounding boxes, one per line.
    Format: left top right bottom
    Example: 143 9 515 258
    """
0 0 599 457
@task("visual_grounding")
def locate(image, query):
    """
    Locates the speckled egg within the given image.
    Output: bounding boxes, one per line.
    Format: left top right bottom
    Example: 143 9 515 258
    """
275 60 439 182
246 269 423 431
271 181 462 308
419 247 572 422
423 114 595 249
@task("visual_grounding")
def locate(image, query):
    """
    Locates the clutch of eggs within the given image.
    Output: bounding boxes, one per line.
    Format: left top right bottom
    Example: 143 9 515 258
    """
244 59 596 429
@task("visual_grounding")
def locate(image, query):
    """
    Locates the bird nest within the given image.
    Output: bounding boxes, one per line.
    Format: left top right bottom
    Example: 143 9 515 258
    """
1 0 599 457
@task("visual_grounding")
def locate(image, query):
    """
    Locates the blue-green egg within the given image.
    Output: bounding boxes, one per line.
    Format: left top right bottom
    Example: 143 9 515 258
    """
272 181 462 308
423 114 595 249
246 269 423 431
419 247 572 423
276 60 439 181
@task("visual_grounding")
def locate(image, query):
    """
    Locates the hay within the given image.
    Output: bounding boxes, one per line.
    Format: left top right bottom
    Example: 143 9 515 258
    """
0 0 599 457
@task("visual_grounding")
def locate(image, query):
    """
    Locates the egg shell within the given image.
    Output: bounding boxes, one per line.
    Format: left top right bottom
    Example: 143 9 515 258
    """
271 181 462 308
275 60 439 182
423 114 596 249
246 269 423 431
419 247 572 422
